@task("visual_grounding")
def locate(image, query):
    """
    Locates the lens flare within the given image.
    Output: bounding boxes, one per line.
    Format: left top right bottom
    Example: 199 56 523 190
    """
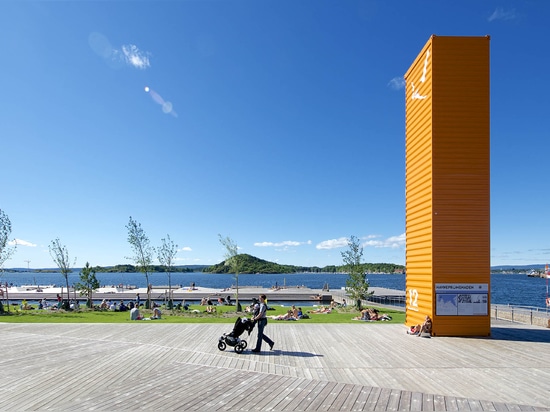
144 86 178 117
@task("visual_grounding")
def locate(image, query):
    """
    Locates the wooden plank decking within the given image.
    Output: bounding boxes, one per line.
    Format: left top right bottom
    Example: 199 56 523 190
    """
0 319 548 411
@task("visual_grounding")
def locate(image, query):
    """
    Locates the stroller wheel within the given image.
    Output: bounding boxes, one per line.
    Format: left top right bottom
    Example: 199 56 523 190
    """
218 341 227 351
240 340 247 349
235 343 244 354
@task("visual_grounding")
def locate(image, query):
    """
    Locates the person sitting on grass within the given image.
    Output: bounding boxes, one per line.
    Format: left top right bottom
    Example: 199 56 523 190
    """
353 309 371 321
206 305 216 314
152 307 162 319
245 298 259 314
130 307 141 320
367 308 379 320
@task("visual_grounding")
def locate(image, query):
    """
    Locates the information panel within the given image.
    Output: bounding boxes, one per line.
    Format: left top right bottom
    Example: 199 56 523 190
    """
435 283 488 316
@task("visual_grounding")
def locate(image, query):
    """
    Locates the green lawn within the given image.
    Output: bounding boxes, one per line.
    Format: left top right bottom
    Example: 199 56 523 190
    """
0 304 405 324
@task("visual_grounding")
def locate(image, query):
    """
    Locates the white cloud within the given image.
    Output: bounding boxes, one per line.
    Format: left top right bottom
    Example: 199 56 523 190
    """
179 246 192 252
254 240 311 248
384 233 406 248
316 237 349 250
122 44 150 69
316 234 406 251
488 7 516 22
88 33 151 70
388 77 405 90
9 239 37 247
363 233 406 249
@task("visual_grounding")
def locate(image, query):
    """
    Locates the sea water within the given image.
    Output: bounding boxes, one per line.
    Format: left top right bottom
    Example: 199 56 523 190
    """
2 271 549 309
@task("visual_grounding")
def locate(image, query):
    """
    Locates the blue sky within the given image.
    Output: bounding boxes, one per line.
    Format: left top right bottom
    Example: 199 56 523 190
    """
1 1 549 269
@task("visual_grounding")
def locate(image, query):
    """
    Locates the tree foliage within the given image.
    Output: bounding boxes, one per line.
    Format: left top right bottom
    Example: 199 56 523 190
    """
0 209 16 270
49 238 76 307
126 217 154 307
74 262 100 308
341 235 372 308
157 234 178 308
218 234 241 310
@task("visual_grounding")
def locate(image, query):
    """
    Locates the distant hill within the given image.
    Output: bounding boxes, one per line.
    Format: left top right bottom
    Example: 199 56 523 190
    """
204 254 404 274
205 254 297 274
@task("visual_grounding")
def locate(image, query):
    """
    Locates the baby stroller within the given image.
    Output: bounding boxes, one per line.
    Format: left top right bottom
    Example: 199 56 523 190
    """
218 317 255 353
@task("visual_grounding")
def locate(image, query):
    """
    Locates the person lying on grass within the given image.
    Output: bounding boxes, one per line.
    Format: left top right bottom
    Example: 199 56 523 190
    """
307 306 332 314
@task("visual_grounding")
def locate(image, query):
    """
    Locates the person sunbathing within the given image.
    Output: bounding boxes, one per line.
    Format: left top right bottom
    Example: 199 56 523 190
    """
308 306 332 314
418 315 432 336
353 309 372 320
408 315 432 335
272 310 296 320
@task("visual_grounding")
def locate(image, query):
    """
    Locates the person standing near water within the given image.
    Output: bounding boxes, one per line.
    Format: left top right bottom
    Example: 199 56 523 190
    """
251 294 274 353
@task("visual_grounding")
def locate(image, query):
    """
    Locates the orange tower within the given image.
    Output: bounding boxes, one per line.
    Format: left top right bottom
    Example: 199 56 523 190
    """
404 35 491 336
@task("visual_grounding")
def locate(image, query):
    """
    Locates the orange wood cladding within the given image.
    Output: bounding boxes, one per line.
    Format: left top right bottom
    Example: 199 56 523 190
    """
404 35 491 336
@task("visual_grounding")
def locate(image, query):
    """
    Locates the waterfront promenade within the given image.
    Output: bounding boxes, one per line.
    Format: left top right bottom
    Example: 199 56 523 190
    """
1 319 549 410
3 285 404 304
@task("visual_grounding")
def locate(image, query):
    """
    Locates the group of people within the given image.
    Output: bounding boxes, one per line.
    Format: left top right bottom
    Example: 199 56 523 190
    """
98 299 135 312
200 296 230 314
408 315 432 336
200 295 232 306
129 305 162 321
271 305 304 321
353 307 392 321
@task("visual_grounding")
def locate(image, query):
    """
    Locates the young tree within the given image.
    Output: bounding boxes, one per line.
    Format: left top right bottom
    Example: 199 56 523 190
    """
157 234 178 309
0 209 16 270
126 217 153 308
218 234 241 311
0 209 16 313
49 238 76 309
74 262 100 308
341 235 371 309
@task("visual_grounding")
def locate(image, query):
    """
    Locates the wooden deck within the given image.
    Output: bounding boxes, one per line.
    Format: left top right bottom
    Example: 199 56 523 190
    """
1 319 549 411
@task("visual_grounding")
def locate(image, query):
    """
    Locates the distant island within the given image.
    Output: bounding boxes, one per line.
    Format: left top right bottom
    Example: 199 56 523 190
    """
202 254 404 274
4 254 405 275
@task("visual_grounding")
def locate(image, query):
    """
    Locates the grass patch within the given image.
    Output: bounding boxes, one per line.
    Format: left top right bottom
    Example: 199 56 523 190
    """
0 304 405 324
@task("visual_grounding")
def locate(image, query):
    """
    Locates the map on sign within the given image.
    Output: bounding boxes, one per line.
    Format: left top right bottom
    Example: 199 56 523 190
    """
435 283 488 316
